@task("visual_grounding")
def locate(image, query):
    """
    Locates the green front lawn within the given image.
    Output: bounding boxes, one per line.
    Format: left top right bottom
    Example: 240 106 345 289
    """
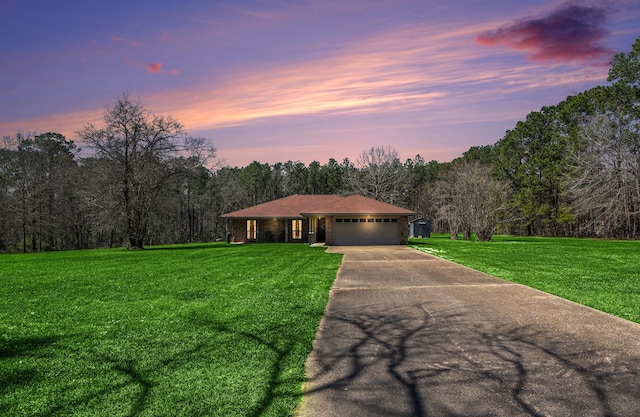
411 235 640 324
0 243 343 417
4 236 638 416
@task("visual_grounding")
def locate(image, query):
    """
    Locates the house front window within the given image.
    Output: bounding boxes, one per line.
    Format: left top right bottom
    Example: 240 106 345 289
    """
292 219 302 239
247 220 257 240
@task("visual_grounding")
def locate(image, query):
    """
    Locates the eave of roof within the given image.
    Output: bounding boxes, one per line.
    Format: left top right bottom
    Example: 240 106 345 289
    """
409 217 429 223
221 194 415 218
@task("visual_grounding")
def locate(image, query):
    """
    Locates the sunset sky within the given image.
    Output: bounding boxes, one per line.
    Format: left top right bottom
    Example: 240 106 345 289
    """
1 0 639 167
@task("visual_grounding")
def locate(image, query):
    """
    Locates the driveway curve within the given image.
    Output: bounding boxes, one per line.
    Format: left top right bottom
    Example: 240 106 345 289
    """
296 246 640 417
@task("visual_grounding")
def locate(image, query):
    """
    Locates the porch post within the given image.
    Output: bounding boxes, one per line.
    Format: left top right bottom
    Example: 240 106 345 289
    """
285 220 289 243
308 217 315 245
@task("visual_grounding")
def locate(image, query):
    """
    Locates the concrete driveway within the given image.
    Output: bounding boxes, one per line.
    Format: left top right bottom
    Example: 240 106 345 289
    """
296 246 640 417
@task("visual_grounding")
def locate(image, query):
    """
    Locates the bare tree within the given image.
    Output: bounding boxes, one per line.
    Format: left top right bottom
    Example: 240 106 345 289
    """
567 113 640 238
78 94 215 249
0 132 80 251
434 161 509 241
347 146 407 204
433 164 469 239
1 133 38 251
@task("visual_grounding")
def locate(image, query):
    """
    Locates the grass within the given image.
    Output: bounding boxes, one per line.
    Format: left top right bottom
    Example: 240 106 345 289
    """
411 235 640 324
0 243 343 417
5 236 638 416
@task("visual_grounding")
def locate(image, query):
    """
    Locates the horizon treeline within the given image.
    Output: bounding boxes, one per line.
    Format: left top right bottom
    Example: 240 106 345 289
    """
1 37 638 251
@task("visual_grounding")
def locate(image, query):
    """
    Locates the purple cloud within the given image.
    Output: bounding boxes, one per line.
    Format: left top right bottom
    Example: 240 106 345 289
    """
477 2 615 66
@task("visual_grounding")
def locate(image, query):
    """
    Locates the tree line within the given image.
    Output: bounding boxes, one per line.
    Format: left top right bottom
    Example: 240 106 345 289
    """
1 38 638 251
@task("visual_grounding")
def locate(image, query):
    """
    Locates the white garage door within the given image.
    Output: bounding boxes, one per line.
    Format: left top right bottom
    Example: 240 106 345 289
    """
334 217 400 245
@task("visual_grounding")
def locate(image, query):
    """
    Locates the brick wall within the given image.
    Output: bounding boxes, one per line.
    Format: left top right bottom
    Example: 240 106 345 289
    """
258 219 285 242
232 216 409 244
399 216 409 244
325 216 335 245
230 218 309 243
230 219 246 242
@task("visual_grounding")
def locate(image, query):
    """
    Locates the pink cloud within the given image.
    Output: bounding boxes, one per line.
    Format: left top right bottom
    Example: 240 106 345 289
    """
476 2 615 66
145 62 163 73
122 59 175 75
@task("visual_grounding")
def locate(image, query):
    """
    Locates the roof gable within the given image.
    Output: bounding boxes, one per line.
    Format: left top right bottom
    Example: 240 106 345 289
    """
300 194 414 216
220 195 342 219
221 194 414 218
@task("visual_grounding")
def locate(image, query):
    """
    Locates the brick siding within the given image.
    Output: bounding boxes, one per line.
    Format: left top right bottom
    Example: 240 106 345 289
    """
230 218 308 243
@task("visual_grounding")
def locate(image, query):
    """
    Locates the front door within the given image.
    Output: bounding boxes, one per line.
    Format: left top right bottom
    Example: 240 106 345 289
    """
317 218 326 242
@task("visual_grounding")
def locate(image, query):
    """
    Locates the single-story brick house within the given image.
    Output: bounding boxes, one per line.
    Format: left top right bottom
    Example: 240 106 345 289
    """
220 194 415 245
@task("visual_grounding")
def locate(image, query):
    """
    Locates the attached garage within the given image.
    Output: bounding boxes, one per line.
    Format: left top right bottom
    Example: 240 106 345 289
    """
333 217 401 245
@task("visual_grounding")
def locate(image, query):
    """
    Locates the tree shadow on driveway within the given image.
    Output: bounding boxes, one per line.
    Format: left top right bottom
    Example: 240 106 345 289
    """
301 302 640 417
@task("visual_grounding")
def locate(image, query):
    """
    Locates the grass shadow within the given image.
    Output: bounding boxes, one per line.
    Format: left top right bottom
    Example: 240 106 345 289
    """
0 335 59 358
142 243 236 251
0 335 60 395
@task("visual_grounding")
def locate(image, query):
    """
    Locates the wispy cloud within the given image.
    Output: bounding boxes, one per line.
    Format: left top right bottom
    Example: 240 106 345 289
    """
112 35 176 74
122 60 178 75
112 36 142 47
0 11 610 155
0 109 104 140
152 20 604 132
476 1 615 66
